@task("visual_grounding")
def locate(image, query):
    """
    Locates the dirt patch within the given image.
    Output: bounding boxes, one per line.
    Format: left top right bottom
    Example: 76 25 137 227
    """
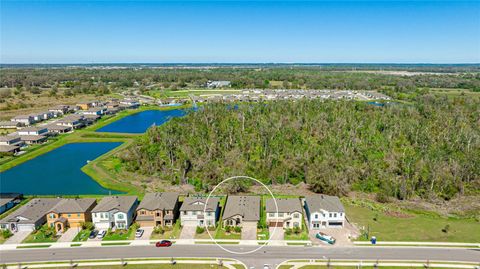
385 211 413 218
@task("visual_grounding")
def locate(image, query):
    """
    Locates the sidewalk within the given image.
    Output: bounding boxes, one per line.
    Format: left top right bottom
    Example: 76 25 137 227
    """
282 260 480 269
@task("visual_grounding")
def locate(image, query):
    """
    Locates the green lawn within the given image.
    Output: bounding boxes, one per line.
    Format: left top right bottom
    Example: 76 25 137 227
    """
102 227 135 241
151 222 182 240
345 201 480 242
73 229 92 242
22 226 59 243
214 228 241 240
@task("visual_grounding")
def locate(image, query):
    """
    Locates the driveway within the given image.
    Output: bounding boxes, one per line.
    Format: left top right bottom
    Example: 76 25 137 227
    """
241 222 257 240
57 228 80 242
268 226 284 240
4 231 31 244
135 226 153 240
179 223 196 239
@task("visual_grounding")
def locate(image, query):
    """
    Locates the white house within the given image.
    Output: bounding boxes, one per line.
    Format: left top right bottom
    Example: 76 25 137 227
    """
304 195 345 229
11 115 35 126
91 196 138 230
18 127 49 136
265 198 303 229
180 197 220 227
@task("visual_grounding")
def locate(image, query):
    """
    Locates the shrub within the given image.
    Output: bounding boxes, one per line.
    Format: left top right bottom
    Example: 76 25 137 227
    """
233 226 242 233
81 222 94 230
131 223 140 230
196 226 205 234
442 224 450 233
285 228 292 236
224 225 232 233
207 225 216 231
1 229 13 239
375 192 390 203
293 226 301 234
154 226 164 235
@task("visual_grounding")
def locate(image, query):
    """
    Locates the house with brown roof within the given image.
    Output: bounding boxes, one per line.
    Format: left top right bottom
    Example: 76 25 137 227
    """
222 196 260 227
46 198 97 233
136 193 180 227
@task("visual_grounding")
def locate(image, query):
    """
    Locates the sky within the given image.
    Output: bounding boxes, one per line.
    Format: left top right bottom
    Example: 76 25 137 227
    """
1 1 479 64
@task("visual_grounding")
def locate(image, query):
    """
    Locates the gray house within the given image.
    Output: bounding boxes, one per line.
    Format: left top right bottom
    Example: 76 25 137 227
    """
304 195 345 229
0 198 61 232
222 196 260 227
0 193 23 214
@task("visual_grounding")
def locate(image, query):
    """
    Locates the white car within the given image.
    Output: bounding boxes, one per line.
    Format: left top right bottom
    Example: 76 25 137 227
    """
135 229 144 238
97 230 107 239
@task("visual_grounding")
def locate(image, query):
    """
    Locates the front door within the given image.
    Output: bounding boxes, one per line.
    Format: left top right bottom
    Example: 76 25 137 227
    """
56 223 63 232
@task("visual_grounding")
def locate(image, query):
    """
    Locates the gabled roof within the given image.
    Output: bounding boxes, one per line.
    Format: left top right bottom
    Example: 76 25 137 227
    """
0 198 61 225
222 196 260 222
265 198 302 214
137 192 179 211
92 196 137 213
49 198 96 214
180 197 219 212
305 195 344 213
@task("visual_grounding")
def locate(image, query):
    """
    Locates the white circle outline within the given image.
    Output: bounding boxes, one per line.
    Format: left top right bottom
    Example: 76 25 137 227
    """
203 175 279 255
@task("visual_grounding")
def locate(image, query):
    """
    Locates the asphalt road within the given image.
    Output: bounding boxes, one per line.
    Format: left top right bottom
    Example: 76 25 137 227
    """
1 245 479 268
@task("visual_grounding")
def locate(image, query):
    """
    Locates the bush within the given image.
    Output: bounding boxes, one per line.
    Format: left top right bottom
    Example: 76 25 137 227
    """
375 192 390 203
81 222 94 230
442 224 450 233
207 225 216 231
224 225 232 233
285 228 292 236
196 226 205 234
233 226 242 233
154 226 164 235
1 229 13 239
130 223 140 231
293 226 301 234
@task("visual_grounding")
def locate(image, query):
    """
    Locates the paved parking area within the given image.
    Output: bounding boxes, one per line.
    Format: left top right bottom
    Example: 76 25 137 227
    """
4 231 31 244
268 226 284 240
179 223 196 239
241 222 257 240
57 228 80 242
135 226 153 240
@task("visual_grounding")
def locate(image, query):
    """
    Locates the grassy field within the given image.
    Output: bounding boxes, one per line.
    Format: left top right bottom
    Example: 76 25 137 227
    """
345 200 480 242
33 264 231 269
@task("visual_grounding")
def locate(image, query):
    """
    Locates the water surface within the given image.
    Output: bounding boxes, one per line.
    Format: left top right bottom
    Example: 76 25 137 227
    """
96 109 185 133
0 142 122 195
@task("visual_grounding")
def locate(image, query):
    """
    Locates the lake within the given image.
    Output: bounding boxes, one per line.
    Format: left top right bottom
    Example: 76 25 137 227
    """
0 142 122 195
96 109 186 133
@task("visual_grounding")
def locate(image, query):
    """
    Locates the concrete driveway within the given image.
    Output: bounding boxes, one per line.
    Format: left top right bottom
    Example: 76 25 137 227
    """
241 222 257 240
4 231 31 244
135 226 153 240
268 226 284 240
57 228 80 242
179 223 196 239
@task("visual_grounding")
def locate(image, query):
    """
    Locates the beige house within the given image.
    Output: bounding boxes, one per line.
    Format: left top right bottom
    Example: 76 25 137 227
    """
46 198 97 233
136 193 180 227
265 198 303 229
222 196 260 227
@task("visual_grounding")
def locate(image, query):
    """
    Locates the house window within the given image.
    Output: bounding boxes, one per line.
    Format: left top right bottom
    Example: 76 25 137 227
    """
206 212 211 216
334 213 337 218
50 214 55 219
278 213 284 217
329 213 332 218
77 213 81 217
117 214 124 219
293 213 299 218
156 212 160 217
183 211 187 215
314 214 318 219
340 213 342 216
293 222 299 227
68 214 71 217
269 213 274 217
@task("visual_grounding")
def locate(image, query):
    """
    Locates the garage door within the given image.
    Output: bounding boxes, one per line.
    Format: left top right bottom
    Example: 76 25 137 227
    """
269 221 283 227
17 224 34 232
328 221 343 227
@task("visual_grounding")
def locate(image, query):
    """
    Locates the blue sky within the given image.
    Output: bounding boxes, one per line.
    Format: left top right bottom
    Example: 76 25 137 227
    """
1 1 479 63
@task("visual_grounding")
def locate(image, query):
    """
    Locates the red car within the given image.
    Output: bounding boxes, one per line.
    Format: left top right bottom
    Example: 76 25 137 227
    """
155 240 172 247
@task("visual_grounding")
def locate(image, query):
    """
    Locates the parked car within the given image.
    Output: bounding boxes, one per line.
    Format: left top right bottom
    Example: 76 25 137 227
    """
97 230 107 239
315 232 336 245
155 240 172 247
135 229 144 238
89 230 98 239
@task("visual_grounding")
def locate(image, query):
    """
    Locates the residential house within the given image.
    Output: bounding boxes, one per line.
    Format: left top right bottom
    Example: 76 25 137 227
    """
0 121 22 129
0 136 24 154
119 99 140 108
0 193 23 214
222 196 260 227
18 127 49 136
46 198 97 233
76 102 94 110
91 196 138 230
19 135 48 145
79 107 106 116
180 196 220 227
46 124 72 134
38 111 54 121
265 198 303 229
11 115 35 126
49 105 71 116
57 115 85 129
136 193 180 227
0 198 61 232
304 195 345 229
206 80 231 88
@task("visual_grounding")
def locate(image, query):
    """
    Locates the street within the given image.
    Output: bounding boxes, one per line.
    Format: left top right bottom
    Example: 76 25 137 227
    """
1 244 479 268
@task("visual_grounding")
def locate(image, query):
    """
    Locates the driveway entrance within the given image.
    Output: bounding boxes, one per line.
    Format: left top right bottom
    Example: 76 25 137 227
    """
57 228 80 242
179 222 196 239
268 226 284 240
241 222 257 240
4 231 31 244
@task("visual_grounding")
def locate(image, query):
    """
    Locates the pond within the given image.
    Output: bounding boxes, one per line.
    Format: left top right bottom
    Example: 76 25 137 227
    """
0 142 122 195
96 109 186 133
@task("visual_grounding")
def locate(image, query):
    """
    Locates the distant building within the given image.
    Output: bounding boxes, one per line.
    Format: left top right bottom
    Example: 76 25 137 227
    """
0 193 23 214
206 80 231 88
11 115 35 126
18 127 49 136
0 121 22 129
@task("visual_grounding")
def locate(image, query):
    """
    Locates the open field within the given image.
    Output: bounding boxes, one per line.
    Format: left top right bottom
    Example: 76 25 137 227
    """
345 200 480 242
32 265 232 269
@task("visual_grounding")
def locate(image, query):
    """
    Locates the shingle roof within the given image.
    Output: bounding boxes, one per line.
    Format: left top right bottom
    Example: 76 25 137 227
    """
222 196 260 222
49 198 96 213
137 193 179 211
305 195 344 213
180 197 219 212
0 198 61 225
92 196 138 213
265 198 302 213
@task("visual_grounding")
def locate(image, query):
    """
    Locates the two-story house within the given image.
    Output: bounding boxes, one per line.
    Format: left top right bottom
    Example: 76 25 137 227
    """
222 196 260 227
304 195 345 229
136 192 180 227
18 127 49 136
46 198 97 233
180 197 220 227
92 196 138 230
265 198 303 229
0 198 61 232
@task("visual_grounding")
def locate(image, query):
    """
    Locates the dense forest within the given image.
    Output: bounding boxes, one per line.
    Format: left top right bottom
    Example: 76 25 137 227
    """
1 67 479 93
120 96 480 201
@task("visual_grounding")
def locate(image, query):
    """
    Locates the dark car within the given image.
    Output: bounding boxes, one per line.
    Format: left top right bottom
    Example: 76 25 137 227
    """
155 240 172 247
88 230 98 239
